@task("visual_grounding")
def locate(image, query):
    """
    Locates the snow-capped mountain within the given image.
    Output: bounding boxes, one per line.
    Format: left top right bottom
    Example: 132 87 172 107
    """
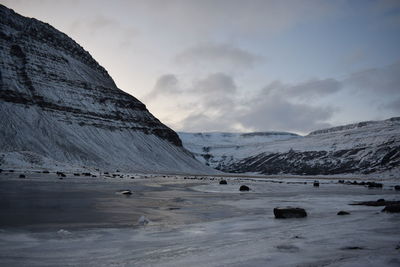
0 5 212 174
178 131 300 168
179 117 400 175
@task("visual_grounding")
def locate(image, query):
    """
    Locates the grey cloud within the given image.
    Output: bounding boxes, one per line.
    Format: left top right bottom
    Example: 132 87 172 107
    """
344 61 400 94
176 43 262 69
239 95 334 133
192 73 237 94
262 78 342 100
191 73 238 111
144 74 181 102
384 97 400 112
180 113 237 132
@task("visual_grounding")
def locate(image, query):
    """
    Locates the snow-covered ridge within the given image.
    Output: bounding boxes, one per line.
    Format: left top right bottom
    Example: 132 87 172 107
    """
308 117 400 136
0 4 213 174
178 131 301 169
179 118 400 176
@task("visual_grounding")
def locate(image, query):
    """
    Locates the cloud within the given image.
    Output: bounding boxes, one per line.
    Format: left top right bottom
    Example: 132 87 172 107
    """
239 94 334 133
343 61 400 95
263 78 342 100
383 97 400 112
145 61 399 135
143 74 181 102
175 43 262 69
180 113 238 132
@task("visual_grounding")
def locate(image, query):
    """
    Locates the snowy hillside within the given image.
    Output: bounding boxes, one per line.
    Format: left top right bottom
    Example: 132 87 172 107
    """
179 117 400 175
178 131 300 169
0 5 213 174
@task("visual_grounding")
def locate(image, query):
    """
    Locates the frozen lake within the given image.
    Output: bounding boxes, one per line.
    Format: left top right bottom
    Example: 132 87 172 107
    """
0 172 399 266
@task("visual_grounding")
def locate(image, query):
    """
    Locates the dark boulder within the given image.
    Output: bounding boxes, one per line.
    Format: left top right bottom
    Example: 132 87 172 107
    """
274 207 307 219
313 181 319 187
351 200 400 206
367 182 383 188
382 204 400 213
56 171 66 177
19 174 25 178
239 185 250 191
337 211 350 215
219 180 227 185
394 185 400 191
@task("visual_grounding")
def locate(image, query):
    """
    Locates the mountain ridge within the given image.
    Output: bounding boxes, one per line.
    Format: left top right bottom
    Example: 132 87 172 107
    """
179 117 400 175
0 4 213 174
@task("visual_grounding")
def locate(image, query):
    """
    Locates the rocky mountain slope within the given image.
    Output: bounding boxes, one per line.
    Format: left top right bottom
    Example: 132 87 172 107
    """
0 4 212 173
179 117 400 176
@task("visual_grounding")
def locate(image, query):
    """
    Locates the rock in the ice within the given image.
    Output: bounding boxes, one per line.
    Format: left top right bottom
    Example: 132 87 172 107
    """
117 190 132 195
19 174 25 178
138 215 150 226
337 211 350 215
351 200 400 206
313 181 319 187
382 204 400 213
394 185 400 191
219 180 227 185
274 207 307 219
239 185 250 191
367 182 383 188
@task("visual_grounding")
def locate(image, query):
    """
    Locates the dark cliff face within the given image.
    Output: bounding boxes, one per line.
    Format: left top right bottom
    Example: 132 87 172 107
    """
223 144 400 175
0 4 182 147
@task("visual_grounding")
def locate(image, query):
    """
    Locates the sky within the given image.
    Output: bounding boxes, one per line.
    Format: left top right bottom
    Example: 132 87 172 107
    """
2 0 400 134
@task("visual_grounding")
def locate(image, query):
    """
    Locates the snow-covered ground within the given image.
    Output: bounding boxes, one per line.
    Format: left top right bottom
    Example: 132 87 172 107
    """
1 172 399 266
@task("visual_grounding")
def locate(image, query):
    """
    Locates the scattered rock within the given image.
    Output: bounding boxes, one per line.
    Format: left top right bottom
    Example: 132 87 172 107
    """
219 180 227 185
239 185 250 191
341 246 364 250
394 185 400 191
382 204 400 213
42 170 49 173
19 174 25 178
367 182 383 188
138 215 150 226
337 211 350 215
274 207 307 219
73 173 80 176
351 200 400 206
82 173 91 176
338 180 344 184
117 189 132 195
313 181 319 187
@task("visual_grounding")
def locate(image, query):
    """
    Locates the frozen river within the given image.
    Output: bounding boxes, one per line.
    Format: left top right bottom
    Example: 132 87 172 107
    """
0 172 399 266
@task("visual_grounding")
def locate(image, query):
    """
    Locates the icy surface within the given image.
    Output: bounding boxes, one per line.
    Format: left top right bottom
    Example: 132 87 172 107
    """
1 172 399 266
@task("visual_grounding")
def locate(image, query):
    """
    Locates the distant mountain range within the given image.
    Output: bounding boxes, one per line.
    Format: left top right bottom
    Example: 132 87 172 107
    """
179 117 400 176
0 4 212 174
